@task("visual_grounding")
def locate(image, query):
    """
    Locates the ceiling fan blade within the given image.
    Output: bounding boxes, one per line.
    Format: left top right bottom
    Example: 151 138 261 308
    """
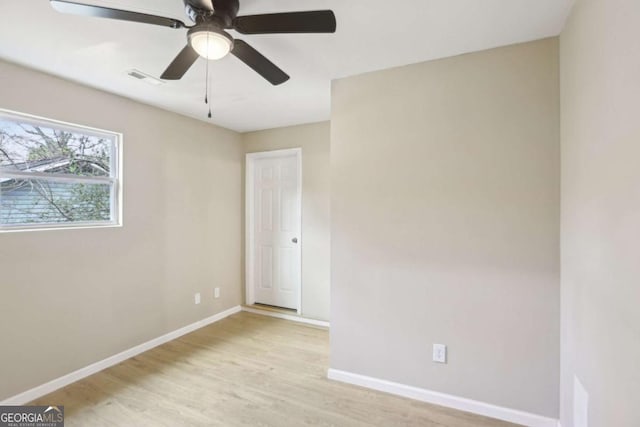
50 0 186 29
231 40 290 85
160 45 200 80
233 10 336 34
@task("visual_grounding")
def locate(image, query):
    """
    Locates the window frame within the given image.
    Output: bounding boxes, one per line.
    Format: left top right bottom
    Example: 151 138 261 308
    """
0 108 123 233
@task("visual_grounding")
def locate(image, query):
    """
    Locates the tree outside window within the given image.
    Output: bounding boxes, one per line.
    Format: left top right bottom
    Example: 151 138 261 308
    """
0 110 121 230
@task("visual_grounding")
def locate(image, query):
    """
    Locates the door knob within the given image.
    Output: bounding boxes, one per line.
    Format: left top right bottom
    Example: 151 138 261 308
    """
292 237 298 244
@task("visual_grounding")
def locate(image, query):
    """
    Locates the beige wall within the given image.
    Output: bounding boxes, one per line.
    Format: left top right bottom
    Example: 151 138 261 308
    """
244 122 331 321
330 38 560 417
0 60 244 400
560 0 640 425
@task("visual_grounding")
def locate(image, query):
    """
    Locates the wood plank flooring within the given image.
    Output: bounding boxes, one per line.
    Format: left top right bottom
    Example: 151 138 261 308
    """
32 312 520 426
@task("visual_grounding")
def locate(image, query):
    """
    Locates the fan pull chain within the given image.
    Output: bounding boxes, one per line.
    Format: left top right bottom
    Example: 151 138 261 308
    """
207 80 212 119
207 61 212 119
204 33 212 119
205 33 209 105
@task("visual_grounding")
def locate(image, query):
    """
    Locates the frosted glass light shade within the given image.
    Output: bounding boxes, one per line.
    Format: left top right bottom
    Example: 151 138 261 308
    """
188 28 233 60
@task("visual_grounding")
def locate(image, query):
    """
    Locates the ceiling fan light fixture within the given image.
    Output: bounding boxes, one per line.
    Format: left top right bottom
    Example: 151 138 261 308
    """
188 25 234 60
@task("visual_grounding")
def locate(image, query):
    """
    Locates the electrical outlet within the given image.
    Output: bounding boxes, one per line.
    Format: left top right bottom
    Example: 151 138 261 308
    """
214 287 220 299
433 344 447 364
194 293 201 305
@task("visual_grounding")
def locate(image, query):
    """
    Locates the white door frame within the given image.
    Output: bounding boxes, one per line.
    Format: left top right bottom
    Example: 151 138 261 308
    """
245 148 302 314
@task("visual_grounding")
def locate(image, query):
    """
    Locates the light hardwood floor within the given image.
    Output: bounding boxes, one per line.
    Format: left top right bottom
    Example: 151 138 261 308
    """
32 312 520 426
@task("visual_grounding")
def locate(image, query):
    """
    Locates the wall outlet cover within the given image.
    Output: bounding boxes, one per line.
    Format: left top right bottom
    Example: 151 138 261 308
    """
195 293 201 305
214 287 220 299
433 344 447 363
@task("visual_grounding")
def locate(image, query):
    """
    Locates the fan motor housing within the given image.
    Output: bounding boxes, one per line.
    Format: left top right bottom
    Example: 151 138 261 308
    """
184 0 239 27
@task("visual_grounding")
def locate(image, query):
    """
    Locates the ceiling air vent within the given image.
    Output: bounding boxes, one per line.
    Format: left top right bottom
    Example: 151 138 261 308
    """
126 69 163 86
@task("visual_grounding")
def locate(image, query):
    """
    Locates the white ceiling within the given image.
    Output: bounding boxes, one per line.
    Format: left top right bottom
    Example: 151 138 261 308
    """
0 0 573 132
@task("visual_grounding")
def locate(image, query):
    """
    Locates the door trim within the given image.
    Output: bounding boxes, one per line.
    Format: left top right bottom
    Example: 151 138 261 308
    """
245 148 302 315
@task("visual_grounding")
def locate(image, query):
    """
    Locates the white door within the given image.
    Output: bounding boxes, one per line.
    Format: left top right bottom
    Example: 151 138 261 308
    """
248 151 301 310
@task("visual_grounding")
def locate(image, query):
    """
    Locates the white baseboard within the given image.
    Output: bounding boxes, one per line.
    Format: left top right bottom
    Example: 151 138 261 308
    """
241 306 330 328
1 305 242 405
327 369 559 427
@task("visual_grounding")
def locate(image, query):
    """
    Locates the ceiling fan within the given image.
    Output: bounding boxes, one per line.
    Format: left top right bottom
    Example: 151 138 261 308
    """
49 0 337 85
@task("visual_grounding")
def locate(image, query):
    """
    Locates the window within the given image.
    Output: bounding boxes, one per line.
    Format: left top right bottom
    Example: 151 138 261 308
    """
0 109 121 231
